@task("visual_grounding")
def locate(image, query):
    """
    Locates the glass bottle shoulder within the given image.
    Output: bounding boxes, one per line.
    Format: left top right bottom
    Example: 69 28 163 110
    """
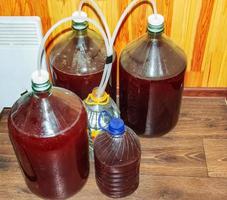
49 28 106 75
9 87 86 138
94 127 141 166
120 33 187 80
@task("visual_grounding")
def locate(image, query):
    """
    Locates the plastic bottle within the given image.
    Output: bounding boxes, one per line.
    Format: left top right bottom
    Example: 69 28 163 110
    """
49 11 117 100
119 13 186 136
84 88 119 159
8 70 89 199
94 111 141 198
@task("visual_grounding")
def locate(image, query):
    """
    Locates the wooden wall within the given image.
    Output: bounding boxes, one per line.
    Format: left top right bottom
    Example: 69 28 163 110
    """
1 0 227 87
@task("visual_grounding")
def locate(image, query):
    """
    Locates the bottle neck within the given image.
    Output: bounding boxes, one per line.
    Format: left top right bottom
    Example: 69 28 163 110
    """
147 30 163 39
72 21 88 35
147 19 164 39
32 80 52 94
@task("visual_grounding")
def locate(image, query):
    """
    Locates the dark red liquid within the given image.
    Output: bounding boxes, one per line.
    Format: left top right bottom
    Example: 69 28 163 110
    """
8 89 89 199
94 128 141 198
52 56 117 100
53 67 103 100
50 28 117 100
120 66 185 137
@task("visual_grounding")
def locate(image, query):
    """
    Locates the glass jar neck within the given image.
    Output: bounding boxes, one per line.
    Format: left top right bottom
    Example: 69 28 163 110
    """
147 30 163 39
72 21 88 35
73 28 88 36
32 80 52 94
34 90 51 98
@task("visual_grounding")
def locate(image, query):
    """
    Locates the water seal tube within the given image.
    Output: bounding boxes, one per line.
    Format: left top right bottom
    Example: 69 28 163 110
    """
36 13 113 98
78 0 111 43
111 0 159 46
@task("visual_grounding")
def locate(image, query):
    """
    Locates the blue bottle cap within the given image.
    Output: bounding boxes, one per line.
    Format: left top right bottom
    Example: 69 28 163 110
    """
108 118 125 136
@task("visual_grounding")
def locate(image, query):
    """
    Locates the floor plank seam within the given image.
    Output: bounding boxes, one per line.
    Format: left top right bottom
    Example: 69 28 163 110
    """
139 173 210 179
202 138 210 177
139 173 227 179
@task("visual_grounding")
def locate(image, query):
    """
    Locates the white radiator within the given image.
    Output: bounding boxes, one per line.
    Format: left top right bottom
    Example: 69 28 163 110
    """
0 16 46 112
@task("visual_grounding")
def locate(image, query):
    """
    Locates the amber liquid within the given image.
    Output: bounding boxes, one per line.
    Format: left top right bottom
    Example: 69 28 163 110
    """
94 129 141 198
8 92 89 199
120 66 185 137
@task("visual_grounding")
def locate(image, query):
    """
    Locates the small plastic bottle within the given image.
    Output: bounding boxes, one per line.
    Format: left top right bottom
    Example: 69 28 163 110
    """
94 111 141 198
84 87 119 159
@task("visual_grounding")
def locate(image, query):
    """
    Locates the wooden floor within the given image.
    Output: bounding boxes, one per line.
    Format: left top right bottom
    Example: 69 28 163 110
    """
0 96 227 200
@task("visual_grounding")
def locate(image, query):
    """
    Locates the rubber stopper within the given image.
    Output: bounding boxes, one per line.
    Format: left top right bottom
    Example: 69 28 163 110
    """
148 14 164 26
148 14 164 33
31 70 49 85
72 11 87 23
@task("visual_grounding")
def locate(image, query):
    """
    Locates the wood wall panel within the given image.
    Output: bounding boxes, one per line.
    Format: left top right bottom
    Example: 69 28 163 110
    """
191 0 214 72
0 0 226 87
158 0 173 36
171 0 202 72
201 0 227 87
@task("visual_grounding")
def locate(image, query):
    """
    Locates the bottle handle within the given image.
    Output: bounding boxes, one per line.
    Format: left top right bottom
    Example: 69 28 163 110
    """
98 110 113 132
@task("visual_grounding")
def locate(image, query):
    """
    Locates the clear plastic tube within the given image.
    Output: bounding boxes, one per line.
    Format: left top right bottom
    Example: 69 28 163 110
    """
78 0 111 43
37 16 113 98
98 63 111 96
78 0 158 97
111 0 157 46
98 0 158 97
37 0 157 97
77 0 114 96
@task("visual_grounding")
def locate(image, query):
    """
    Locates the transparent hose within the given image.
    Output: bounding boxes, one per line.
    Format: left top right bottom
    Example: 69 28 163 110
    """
78 0 114 96
111 0 157 46
78 0 111 43
37 16 113 98
77 0 157 96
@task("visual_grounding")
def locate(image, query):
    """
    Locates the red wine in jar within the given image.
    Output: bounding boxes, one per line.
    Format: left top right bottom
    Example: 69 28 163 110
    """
50 19 117 100
119 14 186 136
120 66 185 136
8 85 89 199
